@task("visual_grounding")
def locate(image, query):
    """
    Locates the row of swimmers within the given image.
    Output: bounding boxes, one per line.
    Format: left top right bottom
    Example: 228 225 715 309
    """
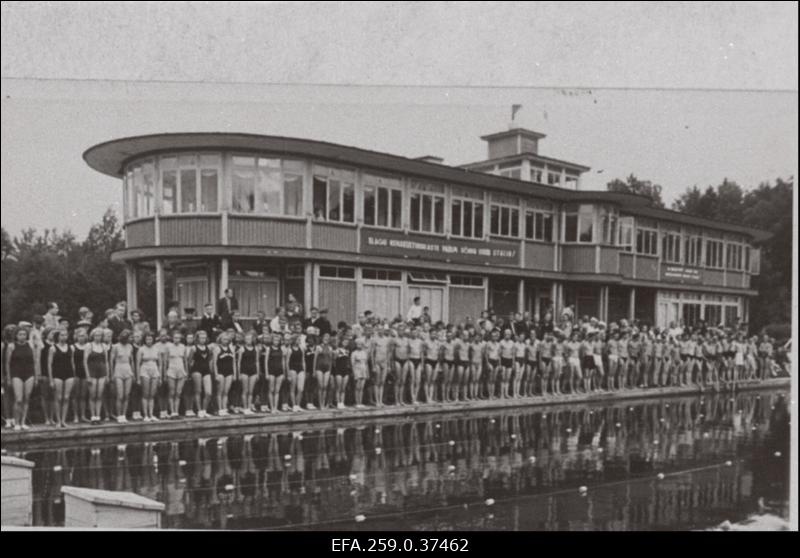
2 323 783 430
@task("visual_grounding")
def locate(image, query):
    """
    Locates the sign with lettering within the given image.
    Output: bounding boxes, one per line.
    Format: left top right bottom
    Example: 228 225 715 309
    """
361 229 520 267
662 265 702 284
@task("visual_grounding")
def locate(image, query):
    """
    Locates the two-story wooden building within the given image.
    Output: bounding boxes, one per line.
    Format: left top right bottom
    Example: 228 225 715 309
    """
83 128 767 329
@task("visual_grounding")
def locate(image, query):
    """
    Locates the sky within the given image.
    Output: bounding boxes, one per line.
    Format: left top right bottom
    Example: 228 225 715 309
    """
1 1 797 237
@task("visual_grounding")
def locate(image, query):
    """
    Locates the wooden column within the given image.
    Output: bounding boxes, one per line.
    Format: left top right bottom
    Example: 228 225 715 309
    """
125 263 138 312
629 287 636 321
517 278 525 313
155 259 165 330
219 258 229 297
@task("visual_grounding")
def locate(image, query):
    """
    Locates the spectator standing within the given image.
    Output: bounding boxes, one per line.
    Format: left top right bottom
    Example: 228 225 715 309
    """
197 303 221 339
286 294 303 320
43 302 61 330
406 297 423 325
217 288 239 330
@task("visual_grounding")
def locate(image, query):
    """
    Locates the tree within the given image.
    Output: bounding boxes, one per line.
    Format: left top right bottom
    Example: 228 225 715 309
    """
606 174 665 208
672 177 793 331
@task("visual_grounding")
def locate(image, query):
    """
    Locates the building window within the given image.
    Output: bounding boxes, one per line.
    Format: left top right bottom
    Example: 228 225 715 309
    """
704 304 723 326
524 209 553 242
547 171 562 186
409 182 445 234
662 232 682 263
705 239 724 268
724 305 739 327
450 275 484 287
636 228 658 256
313 165 354 223
363 174 402 229
563 175 579 189
749 247 761 274
685 236 702 266
564 204 594 243
618 216 634 250
499 167 521 179
598 207 618 245
451 198 485 239
726 243 744 271
232 156 304 216
319 266 355 279
682 303 702 327
490 203 520 238
362 268 402 281
530 167 543 183
286 265 305 278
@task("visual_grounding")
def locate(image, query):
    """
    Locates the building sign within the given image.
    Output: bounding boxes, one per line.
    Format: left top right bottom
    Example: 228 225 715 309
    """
361 229 520 267
662 265 702 284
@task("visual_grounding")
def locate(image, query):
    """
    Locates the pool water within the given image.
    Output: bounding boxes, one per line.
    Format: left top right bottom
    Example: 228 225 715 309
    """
2 389 790 530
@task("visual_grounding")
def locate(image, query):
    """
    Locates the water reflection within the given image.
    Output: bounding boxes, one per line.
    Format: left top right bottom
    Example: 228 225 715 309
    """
8 390 790 530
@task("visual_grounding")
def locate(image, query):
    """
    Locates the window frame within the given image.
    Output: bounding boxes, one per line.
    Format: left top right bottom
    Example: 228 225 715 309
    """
489 199 520 239
662 231 682 264
408 181 446 235
524 206 554 243
362 174 403 230
312 165 355 224
705 239 724 269
635 227 659 257
564 204 595 244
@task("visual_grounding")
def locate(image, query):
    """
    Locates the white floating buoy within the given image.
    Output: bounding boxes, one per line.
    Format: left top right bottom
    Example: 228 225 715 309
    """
375 447 382 455
579 486 588 495
657 473 665 480
448 440 455 446
485 498 495 506
704 432 710 438
510 434 517 440
724 461 732 467
528 456 537 464
665 404 669 408
225 484 234 491
566 428 572 433
660 418 665 423
629 407 634 412
653 440 659 445
598 447 604 453
375 428 380 434
487 513 495 519
350 489 358 496
349 474 357 481
774 451 782 458
436 424 441 429
355 514 366 523
615 422 621 428
448 465 456 472
284 454 292 460
178 460 187 466
490 419 495 424
53 465 62 472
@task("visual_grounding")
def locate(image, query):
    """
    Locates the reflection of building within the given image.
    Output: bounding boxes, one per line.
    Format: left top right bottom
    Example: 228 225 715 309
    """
84 128 766 328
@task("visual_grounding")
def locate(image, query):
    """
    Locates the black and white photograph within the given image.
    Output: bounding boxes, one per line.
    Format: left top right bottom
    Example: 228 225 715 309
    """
1 1 797 536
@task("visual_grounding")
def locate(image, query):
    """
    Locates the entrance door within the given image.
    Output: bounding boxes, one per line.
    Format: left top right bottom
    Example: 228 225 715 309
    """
657 301 679 329
362 283 402 322
408 286 445 322
229 277 279 318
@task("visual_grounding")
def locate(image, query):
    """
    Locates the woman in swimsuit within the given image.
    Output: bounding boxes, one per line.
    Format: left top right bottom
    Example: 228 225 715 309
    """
236 332 259 414
627 333 642 389
606 332 619 391
314 332 333 410
265 333 287 412
163 332 188 418
84 328 109 424
6 328 38 430
617 332 630 389
369 328 391 408
188 330 214 418
579 333 594 394
71 328 90 424
40 328 56 426
422 331 441 404
136 332 161 422
332 337 350 409
214 333 237 416
350 338 369 408
110 329 135 423
47 328 74 428
286 334 305 412
565 331 582 394
304 333 318 410
484 330 501 400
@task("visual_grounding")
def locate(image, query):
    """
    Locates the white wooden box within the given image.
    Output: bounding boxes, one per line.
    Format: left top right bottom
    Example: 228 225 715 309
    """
1 455 35 527
61 486 164 529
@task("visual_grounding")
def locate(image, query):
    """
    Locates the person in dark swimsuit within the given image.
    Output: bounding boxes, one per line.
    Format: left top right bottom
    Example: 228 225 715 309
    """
314 333 333 410
188 330 213 418
238 333 259 415
265 333 286 412
286 334 305 412
303 336 318 410
71 328 90 424
48 329 74 428
85 328 109 424
332 337 350 409
6 328 38 431
215 334 236 416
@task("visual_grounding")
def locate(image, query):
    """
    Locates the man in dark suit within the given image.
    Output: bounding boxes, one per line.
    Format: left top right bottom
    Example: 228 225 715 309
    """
303 307 332 337
217 288 239 330
198 303 221 339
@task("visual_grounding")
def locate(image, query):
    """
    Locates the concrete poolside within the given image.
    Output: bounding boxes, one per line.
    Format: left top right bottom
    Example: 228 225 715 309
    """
1 377 790 449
